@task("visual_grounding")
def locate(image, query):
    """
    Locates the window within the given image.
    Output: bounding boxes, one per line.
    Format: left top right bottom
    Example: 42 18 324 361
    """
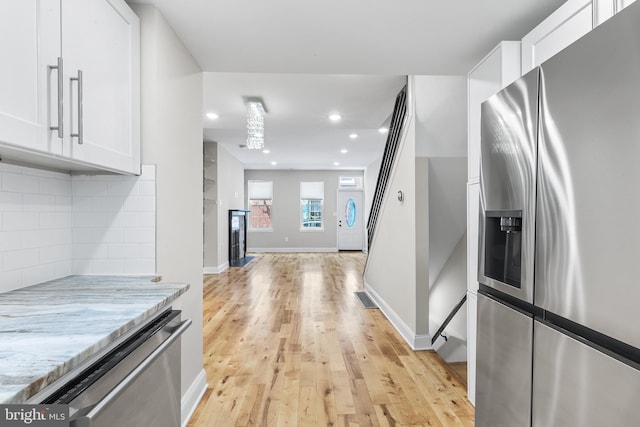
248 180 272 230
300 181 324 229
339 176 363 189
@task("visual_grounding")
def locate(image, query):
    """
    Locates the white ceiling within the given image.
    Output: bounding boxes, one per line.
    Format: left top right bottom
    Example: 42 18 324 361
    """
129 0 565 170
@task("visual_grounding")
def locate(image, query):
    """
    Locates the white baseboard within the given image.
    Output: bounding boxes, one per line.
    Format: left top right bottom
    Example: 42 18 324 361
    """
181 368 207 427
203 262 228 274
364 282 432 351
247 247 338 253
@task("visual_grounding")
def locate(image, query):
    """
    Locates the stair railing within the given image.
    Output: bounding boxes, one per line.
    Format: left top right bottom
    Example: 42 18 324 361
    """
366 84 408 250
431 293 467 346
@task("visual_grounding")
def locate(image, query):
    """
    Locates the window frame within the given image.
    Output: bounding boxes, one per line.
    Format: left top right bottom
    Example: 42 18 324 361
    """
300 181 325 231
247 180 273 231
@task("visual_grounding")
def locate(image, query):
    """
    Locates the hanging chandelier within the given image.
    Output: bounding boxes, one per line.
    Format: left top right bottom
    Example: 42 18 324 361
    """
245 98 266 150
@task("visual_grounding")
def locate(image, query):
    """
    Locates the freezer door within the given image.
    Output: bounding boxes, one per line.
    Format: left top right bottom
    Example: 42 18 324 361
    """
478 68 538 303
533 321 640 427
476 293 533 427
536 1 640 348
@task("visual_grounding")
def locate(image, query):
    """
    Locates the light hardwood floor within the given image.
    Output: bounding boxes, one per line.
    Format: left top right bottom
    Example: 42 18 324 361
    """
188 252 474 426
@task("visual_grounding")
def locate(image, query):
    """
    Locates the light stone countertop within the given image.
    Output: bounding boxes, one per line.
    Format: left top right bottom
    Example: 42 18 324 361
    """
0 275 189 404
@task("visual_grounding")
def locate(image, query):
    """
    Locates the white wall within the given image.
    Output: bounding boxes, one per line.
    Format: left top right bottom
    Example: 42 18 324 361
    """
429 233 467 362
132 5 205 424
245 169 363 251
414 76 467 158
364 104 425 348
427 157 467 286
216 144 245 268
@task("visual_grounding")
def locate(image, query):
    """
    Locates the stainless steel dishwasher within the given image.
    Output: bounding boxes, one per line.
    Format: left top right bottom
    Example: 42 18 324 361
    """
38 309 191 427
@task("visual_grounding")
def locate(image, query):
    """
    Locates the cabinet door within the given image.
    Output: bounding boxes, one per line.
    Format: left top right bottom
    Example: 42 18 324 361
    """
0 0 62 154
521 0 593 73
62 0 140 174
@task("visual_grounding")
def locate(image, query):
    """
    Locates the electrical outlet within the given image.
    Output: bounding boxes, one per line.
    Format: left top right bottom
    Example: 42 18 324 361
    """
284 237 289 242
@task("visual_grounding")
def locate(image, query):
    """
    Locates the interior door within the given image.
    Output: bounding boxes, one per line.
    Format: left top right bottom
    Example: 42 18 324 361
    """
337 190 363 251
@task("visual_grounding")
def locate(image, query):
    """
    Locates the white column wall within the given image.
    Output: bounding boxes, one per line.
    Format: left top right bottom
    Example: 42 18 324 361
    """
132 5 205 424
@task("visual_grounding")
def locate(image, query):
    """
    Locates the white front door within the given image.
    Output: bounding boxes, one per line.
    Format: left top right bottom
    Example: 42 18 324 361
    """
337 190 364 250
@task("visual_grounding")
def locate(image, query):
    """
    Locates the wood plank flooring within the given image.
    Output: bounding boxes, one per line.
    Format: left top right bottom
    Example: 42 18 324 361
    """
188 252 474 426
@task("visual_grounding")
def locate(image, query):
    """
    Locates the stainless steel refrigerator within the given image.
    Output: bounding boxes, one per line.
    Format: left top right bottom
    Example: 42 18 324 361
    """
476 2 640 426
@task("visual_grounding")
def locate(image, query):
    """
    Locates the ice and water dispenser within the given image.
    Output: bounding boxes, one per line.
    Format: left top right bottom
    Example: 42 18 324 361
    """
483 210 522 288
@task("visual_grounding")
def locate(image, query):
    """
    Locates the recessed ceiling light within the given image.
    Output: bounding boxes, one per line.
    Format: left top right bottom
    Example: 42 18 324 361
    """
349 133 358 139
329 113 342 122
340 149 348 154
378 126 388 134
333 162 340 166
271 161 277 166
206 112 219 120
262 149 270 154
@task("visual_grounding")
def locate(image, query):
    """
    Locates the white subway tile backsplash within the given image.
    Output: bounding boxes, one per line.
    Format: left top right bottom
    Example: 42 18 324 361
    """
123 228 155 243
40 212 72 229
55 196 73 212
90 227 123 244
92 196 124 212
138 181 155 196
72 228 93 243
111 212 138 228
3 212 39 231
72 213 108 228
2 172 38 193
22 229 54 249
54 260 72 278
140 165 155 180
0 231 21 251
123 259 155 275
72 243 109 260
23 194 56 210
123 196 155 212
108 244 139 259
72 259 92 275
137 212 155 227
0 163 157 291
73 180 108 197
40 245 71 264
3 248 39 270
0 269 23 293
0 192 22 211
139 243 155 259
72 196 93 213
107 180 138 196
22 264 57 287
39 177 72 196
91 259 123 274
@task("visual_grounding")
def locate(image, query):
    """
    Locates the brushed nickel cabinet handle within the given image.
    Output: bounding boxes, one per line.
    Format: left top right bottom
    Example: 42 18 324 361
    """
70 70 83 144
48 57 63 138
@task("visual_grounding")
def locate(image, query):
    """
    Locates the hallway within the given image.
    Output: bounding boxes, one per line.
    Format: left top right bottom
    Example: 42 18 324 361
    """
188 252 474 426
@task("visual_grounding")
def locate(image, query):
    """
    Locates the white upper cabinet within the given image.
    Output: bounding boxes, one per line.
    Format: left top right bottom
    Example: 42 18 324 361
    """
0 1 62 155
521 0 593 73
62 0 140 174
0 0 139 175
